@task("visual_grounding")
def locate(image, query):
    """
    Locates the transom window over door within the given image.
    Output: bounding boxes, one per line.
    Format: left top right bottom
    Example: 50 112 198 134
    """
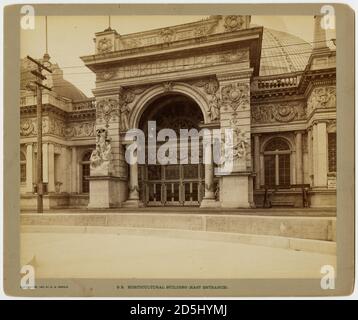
263 138 291 188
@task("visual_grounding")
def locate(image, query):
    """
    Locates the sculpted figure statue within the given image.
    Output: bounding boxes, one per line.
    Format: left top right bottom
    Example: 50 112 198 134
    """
208 96 220 121
120 104 130 131
90 128 113 176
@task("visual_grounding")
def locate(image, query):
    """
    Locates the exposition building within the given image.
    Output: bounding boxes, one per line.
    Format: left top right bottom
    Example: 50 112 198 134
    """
20 15 336 210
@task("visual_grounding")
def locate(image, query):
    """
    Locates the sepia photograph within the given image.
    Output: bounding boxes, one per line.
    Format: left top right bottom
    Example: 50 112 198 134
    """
2 3 355 297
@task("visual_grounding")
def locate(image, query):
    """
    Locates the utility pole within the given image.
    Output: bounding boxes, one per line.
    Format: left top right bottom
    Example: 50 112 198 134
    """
26 55 52 213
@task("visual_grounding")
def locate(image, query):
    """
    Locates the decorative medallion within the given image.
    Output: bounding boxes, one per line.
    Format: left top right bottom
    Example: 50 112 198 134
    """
97 37 113 53
224 16 245 32
159 28 175 43
20 119 35 136
221 83 250 113
96 98 119 126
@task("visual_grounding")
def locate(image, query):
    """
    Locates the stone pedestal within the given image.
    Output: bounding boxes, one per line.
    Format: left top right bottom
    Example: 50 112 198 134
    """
220 172 252 208
87 176 125 208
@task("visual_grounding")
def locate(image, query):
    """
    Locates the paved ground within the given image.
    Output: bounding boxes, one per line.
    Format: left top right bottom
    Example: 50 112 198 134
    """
21 230 336 279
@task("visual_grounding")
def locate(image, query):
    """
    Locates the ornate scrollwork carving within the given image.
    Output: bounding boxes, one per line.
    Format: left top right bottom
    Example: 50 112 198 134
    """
162 81 174 92
64 122 95 138
99 69 115 81
224 16 245 32
221 83 250 113
97 37 113 53
307 86 336 115
251 102 306 124
118 87 147 131
96 98 119 126
192 78 220 121
159 28 175 43
20 119 35 136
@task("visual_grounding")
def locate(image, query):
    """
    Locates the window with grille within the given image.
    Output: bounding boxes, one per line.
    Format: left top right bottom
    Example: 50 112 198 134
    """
81 150 92 193
20 152 26 183
328 133 336 172
263 138 291 188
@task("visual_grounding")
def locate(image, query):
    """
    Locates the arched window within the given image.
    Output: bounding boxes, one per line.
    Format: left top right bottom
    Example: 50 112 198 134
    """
264 138 291 188
81 150 92 193
20 151 26 183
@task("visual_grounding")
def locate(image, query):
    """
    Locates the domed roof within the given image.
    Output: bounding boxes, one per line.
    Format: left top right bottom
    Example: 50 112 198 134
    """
259 28 312 76
50 66 88 101
20 59 88 101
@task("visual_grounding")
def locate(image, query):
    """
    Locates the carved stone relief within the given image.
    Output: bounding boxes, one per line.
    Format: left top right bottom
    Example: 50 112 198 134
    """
96 98 119 126
64 122 95 138
98 69 115 81
115 48 249 80
251 102 306 124
221 83 250 113
159 28 175 43
191 78 220 121
221 127 250 167
97 37 113 53
307 86 336 115
90 128 113 176
20 117 95 138
223 16 245 32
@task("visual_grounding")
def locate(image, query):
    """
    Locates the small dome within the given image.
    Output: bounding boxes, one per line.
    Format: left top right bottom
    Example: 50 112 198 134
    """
260 28 312 76
50 66 88 101
20 59 88 101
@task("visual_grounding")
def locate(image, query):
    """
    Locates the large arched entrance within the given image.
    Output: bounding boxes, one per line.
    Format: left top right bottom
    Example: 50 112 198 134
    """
137 93 208 206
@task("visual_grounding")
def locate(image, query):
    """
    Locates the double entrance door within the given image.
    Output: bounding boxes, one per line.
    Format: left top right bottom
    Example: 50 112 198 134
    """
139 164 204 206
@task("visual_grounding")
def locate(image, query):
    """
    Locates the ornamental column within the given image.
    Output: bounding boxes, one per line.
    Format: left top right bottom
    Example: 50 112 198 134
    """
42 143 49 189
254 134 261 189
26 143 33 193
48 143 55 193
123 141 141 207
295 131 303 185
200 130 218 208
313 121 328 187
71 146 77 193
307 127 313 186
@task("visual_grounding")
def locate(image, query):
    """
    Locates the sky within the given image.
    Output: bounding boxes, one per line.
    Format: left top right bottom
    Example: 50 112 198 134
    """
21 15 336 97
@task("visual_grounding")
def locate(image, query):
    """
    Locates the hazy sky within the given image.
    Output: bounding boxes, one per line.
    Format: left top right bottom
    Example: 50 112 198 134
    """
21 15 336 97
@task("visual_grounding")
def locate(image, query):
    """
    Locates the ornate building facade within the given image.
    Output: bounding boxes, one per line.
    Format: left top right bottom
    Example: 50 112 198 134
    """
20 15 336 210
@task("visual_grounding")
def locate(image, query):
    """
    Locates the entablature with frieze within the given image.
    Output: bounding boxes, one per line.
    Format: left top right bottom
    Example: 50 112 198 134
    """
92 46 251 84
20 114 96 141
97 15 251 54
82 22 262 78
251 100 307 125
20 103 96 122
87 16 253 55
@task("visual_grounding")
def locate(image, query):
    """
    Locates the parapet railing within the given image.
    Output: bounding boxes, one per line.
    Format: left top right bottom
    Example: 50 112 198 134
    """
251 72 303 91
72 98 96 111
